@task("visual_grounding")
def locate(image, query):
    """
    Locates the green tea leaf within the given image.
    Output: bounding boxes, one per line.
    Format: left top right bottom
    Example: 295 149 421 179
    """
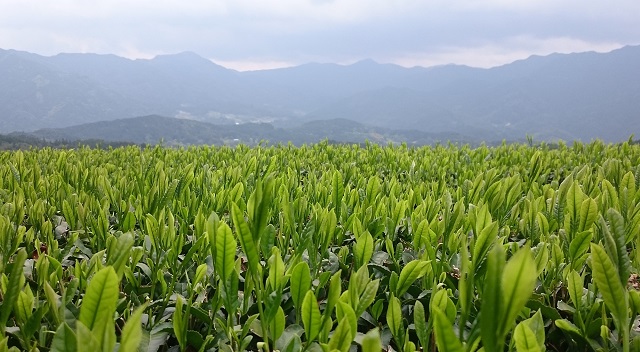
473 203 493 239
498 247 536 337
533 242 549 275
194 263 208 288
605 209 632 284
325 270 342 318
524 310 545 348
0 248 27 332
590 243 628 327
44 281 62 326
413 301 429 350
328 317 352 352
23 306 47 345
432 308 464 352
430 289 450 320
51 322 77 352
15 284 33 324
173 296 187 350
395 260 429 297
232 202 260 274
630 290 640 316
215 222 236 281
332 171 344 220
569 231 592 263
262 223 277 259
270 306 286 342
386 294 403 341
76 321 100 352
354 231 374 270
282 333 302 352
249 177 274 244
514 321 542 352
554 319 581 336
336 301 357 342
567 270 583 311
355 279 379 317
302 290 322 342
106 232 134 279
290 262 312 310
353 265 370 297
413 219 430 250
79 266 118 348
361 328 382 352
119 304 147 352
473 221 498 266
121 212 136 232
480 244 505 352
566 182 584 231
578 197 597 232
268 247 286 290
186 330 205 350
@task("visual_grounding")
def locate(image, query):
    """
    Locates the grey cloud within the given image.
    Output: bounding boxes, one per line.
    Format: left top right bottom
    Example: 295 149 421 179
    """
0 0 638 69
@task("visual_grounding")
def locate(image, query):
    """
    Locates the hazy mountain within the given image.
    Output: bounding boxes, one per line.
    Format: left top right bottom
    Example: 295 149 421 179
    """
0 49 151 131
2 46 639 142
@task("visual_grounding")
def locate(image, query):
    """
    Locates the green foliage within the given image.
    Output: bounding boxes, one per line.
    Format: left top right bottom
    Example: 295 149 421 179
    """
0 140 639 351
79 267 118 350
119 304 147 352
433 308 464 352
302 291 322 343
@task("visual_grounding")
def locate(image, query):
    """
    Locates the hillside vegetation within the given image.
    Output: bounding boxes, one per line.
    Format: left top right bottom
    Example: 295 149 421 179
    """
28 115 469 147
0 132 138 150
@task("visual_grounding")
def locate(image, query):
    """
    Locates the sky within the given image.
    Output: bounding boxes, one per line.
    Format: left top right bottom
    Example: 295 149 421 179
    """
1 0 639 71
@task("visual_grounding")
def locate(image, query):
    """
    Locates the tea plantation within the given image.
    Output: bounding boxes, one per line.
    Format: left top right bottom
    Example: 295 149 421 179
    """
1 140 639 351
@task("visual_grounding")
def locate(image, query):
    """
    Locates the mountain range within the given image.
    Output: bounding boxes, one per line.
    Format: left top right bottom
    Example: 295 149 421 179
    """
1 46 639 144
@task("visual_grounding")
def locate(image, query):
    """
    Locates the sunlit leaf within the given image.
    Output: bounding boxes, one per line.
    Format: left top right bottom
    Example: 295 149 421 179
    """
51 323 77 352
395 260 429 297
328 317 352 352
120 304 147 352
79 267 118 349
270 306 286 342
514 321 542 352
386 294 403 341
215 222 236 281
353 231 374 270
360 328 382 352
302 291 322 342
498 247 536 337
290 262 312 310
414 301 429 350
480 244 505 352
232 202 260 274
0 248 27 332
590 243 628 328
433 308 463 352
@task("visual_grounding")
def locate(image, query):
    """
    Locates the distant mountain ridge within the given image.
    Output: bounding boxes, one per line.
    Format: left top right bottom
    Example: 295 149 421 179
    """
1 46 639 142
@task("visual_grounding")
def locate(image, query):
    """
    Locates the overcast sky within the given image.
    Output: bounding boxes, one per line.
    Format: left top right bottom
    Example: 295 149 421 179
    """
1 0 639 71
